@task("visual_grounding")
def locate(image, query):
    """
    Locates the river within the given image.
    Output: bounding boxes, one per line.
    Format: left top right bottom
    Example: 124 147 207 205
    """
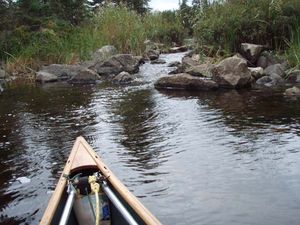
0 52 300 225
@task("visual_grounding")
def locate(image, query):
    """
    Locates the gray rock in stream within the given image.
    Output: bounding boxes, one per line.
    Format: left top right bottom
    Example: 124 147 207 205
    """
41 64 84 81
155 73 218 91
90 54 140 76
240 43 265 64
211 55 252 89
36 71 58 83
68 68 100 84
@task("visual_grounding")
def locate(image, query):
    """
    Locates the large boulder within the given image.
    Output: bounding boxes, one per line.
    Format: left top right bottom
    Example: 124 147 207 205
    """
91 45 118 63
286 70 300 83
154 73 218 91
90 54 140 76
240 43 264 64
36 71 58 83
112 71 134 84
211 55 252 88
284 86 300 96
264 64 285 77
68 68 100 84
41 64 83 81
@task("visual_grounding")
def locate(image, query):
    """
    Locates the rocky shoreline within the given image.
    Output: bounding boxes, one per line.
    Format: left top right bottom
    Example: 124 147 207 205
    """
1 41 300 97
155 43 300 96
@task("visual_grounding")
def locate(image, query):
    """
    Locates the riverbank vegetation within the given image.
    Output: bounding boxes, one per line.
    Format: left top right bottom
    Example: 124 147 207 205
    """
0 0 186 74
1 0 300 74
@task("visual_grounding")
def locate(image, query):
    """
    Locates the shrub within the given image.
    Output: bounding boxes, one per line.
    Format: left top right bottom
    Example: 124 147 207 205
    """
193 0 300 54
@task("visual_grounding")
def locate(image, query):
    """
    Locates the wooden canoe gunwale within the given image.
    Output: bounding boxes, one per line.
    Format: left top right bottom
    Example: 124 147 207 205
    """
39 136 162 225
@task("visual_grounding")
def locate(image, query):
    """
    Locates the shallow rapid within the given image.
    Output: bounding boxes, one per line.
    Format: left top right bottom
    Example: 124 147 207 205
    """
0 52 300 225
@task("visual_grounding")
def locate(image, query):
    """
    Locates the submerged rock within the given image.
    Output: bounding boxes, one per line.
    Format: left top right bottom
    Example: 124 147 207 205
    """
155 73 218 91
211 55 252 88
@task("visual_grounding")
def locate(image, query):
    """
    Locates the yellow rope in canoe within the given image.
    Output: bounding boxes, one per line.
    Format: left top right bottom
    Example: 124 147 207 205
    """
89 175 100 225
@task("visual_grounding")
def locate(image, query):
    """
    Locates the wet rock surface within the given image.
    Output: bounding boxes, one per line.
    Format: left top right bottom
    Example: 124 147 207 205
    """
155 73 218 91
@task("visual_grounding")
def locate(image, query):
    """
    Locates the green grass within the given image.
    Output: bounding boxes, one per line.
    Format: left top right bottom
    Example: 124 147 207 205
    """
1 6 188 74
193 0 300 55
285 27 300 69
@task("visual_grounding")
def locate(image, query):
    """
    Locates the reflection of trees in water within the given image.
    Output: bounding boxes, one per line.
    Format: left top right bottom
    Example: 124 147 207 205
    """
157 89 300 156
158 89 300 129
0 85 97 224
111 89 164 171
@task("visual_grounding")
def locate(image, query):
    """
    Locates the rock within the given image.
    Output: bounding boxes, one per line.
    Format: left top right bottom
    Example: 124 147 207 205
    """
91 54 140 76
249 67 264 80
168 61 181 67
286 70 300 83
264 64 285 77
185 64 213 78
169 46 188 53
154 73 218 91
257 52 282 69
41 64 83 81
68 68 100 84
150 59 166 64
284 86 300 96
182 55 199 69
168 65 185 75
91 45 118 63
256 76 272 85
147 49 160 61
112 71 133 84
256 74 283 87
0 83 3 93
211 55 252 89
240 43 265 64
0 69 6 79
36 71 58 83
269 73 284 85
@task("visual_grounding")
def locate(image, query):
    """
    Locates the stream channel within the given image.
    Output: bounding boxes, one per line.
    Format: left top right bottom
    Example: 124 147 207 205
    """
0 52 300 225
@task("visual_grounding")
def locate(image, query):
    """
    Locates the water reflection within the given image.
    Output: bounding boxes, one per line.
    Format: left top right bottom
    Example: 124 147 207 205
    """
0 53 300 225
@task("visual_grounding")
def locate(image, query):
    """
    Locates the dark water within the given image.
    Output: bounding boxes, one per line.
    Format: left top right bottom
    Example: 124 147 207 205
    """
0 53 300 225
